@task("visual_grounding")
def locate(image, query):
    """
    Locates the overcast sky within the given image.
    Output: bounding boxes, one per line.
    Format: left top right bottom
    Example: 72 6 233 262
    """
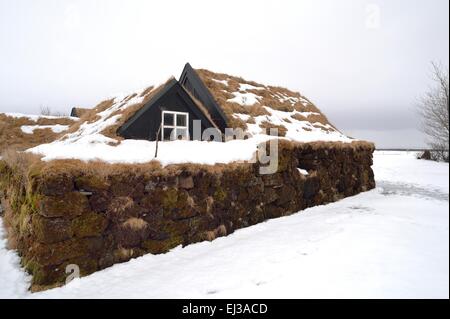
0 0 448 148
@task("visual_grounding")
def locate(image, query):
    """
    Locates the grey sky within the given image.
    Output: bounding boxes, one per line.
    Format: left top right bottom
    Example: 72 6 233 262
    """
0 0 448 148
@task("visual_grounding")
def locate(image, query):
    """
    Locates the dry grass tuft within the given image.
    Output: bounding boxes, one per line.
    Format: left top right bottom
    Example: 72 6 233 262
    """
227 116 247 131
109 197 134 215
1 148 42 174
139 85 154 97
246 117 256 124
287 139 375 151
122 217 148 230
259 121 288 137
35 158 163 179
1 198 19 249
115 247 136 261
291 113 308 122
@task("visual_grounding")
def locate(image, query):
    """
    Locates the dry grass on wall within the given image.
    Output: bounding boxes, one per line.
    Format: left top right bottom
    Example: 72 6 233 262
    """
122 217 149 230
1 139 374 187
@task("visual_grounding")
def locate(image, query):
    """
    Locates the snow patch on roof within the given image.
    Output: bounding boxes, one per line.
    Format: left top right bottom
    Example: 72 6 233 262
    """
61 85 155 144
246 106 353 143
21 124 69 134
270 92 304 106
227 92 262 106
212 78 228 86
233 113 251 122
239 83 265 91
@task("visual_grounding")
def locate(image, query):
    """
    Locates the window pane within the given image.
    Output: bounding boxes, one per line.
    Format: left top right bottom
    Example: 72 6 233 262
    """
163 113 174 126
176 128 188 140
163 128 174 141
176 114 187 126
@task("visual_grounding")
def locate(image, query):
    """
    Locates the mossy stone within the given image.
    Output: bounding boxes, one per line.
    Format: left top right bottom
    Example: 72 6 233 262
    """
162 188 179 209
25 256 98 286
142 236 183 254
160 219 190 238
38 192 89 219
112 221 150 248
32 215 73 244
89 191 110 213
75 175 109 192
30 237 103 266
276 185 296 207
213 188 227 202
40 172 74 196
71 211 108 238
17 203 33 237
303 176 320 199
163 190 197 219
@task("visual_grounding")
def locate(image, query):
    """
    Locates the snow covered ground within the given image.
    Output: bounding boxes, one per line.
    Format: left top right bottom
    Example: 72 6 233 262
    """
0 151 448 299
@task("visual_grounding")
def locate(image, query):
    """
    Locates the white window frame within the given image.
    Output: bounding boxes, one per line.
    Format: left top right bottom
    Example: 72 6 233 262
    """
161 110 189 141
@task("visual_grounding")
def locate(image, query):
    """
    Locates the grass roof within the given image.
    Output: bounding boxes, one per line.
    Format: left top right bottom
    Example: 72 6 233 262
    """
0 113 77 152
195 68 339 135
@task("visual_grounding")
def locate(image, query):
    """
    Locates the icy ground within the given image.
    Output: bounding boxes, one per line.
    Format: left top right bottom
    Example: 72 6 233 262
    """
0 151 448 298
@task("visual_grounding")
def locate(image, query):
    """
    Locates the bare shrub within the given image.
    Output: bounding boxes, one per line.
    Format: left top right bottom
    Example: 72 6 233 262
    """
418 62 449 162
40 105 51 116
39 105 67 117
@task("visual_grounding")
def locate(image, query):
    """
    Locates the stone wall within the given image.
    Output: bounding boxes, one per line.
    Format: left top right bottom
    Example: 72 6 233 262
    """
0 141 375 291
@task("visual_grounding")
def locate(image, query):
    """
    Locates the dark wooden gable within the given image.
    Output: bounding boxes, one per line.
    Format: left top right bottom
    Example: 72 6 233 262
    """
118 78 218 141
179 63 229 132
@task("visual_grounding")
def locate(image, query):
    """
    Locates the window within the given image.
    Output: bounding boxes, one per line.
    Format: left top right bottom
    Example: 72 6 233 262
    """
161 110 189 141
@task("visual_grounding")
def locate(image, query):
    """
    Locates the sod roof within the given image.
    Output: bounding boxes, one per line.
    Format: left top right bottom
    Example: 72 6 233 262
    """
194 68 344 139
0 113 77 152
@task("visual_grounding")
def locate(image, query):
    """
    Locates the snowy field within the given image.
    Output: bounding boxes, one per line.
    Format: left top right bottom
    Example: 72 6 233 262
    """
0 151 448 299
